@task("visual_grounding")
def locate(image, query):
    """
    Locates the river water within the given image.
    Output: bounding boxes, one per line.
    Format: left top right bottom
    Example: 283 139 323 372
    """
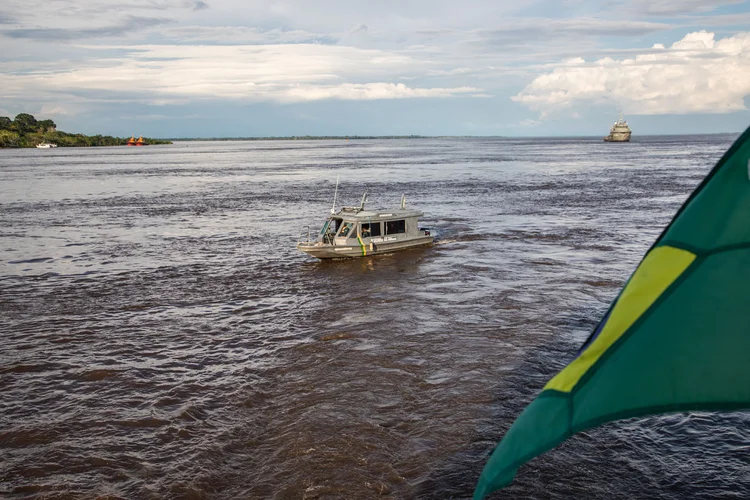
2 135 750 499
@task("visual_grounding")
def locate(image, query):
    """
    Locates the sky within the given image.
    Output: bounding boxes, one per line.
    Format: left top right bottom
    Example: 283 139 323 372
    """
1 0 750 137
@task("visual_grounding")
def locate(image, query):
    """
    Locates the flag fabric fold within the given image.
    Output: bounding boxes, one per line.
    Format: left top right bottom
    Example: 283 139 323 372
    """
474 126 750 499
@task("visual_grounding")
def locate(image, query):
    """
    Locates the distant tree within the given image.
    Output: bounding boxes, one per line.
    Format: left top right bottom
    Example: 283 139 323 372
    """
13 113 38 133
0 113 170 147
38 119 56 132
0 130 21 147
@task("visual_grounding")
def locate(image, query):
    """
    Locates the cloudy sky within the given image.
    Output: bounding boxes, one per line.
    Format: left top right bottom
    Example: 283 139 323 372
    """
2 0 750 137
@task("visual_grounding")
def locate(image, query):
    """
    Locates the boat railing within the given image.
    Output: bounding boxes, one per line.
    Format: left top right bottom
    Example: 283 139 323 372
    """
298 226 313 245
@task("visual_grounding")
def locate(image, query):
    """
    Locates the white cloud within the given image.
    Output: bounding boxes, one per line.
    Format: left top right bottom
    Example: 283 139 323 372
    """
628 0 745 15
349 24 368 34
512 31 750 115
0 0 195 32
2 0 750 135
39 104 71 115
0 0 521 39
119 113 170 120
0 43 483 104
158 25 339 45
283 82 480 101
517 118 541 127
474 18 670 39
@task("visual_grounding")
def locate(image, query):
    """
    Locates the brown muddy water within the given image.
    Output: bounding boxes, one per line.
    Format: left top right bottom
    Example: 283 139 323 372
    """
2 136 750 499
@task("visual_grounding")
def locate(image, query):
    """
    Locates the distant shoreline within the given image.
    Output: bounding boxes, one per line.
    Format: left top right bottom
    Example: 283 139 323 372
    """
0 113 173 148
169 135 430 141
166 132 740 141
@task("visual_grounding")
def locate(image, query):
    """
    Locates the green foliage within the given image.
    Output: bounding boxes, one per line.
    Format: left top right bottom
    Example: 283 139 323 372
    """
13 113 38 134
0 112 171 148
38 119 56 132
0 130 21 147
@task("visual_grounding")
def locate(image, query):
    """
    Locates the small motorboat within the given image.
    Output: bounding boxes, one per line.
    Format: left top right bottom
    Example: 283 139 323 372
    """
36 142 57 148
297 183 433 259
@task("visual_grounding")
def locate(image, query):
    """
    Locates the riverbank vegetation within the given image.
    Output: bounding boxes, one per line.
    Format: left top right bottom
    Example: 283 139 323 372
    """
0 113 172 148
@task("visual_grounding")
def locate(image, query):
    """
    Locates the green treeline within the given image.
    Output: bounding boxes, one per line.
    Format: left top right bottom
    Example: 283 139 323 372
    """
0 113 172 148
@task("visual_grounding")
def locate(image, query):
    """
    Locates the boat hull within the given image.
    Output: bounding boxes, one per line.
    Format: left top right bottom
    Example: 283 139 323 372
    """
604 114 632 142
297 235 434 259
604 131 631 142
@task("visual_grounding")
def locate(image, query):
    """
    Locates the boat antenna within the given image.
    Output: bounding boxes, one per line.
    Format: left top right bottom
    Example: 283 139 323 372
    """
401 194 406 209
331 174 339 214
360 190 368 210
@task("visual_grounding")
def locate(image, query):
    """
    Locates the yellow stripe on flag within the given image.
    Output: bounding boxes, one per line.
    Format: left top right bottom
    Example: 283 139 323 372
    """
545 245 696 393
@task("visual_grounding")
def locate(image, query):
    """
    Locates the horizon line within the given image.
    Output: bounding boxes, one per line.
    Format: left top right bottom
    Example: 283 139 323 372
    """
161 131 741 141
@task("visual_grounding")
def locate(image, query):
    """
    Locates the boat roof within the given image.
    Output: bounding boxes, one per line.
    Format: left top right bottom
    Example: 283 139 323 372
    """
333 207 423 220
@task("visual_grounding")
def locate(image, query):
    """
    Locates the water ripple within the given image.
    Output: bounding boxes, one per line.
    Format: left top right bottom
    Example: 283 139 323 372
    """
1 136 747 499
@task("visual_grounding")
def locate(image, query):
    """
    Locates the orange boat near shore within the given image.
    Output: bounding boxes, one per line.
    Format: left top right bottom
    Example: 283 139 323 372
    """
127 135 148 146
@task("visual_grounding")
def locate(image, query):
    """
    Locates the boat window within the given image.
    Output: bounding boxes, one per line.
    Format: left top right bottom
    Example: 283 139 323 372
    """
361 222 381 238
385 220 406 235
319 220 331 236
338 222 354 238
321 218 342 243
324 218 342 234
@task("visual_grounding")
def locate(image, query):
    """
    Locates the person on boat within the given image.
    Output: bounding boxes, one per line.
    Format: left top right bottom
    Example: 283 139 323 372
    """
361 226 370 238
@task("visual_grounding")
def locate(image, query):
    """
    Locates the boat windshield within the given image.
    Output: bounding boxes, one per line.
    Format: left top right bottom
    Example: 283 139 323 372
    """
321 218 342 243
338 222 354 238
320 220 332 236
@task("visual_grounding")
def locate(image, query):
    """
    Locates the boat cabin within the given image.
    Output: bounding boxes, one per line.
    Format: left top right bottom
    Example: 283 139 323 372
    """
297 191 433 259
321 206 426 246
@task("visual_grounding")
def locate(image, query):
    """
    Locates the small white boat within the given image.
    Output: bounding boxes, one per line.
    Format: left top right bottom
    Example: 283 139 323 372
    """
297 184 433 259
36 142 58 149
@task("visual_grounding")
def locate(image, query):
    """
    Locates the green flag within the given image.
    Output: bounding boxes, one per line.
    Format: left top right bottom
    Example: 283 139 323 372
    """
474 126 750 499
